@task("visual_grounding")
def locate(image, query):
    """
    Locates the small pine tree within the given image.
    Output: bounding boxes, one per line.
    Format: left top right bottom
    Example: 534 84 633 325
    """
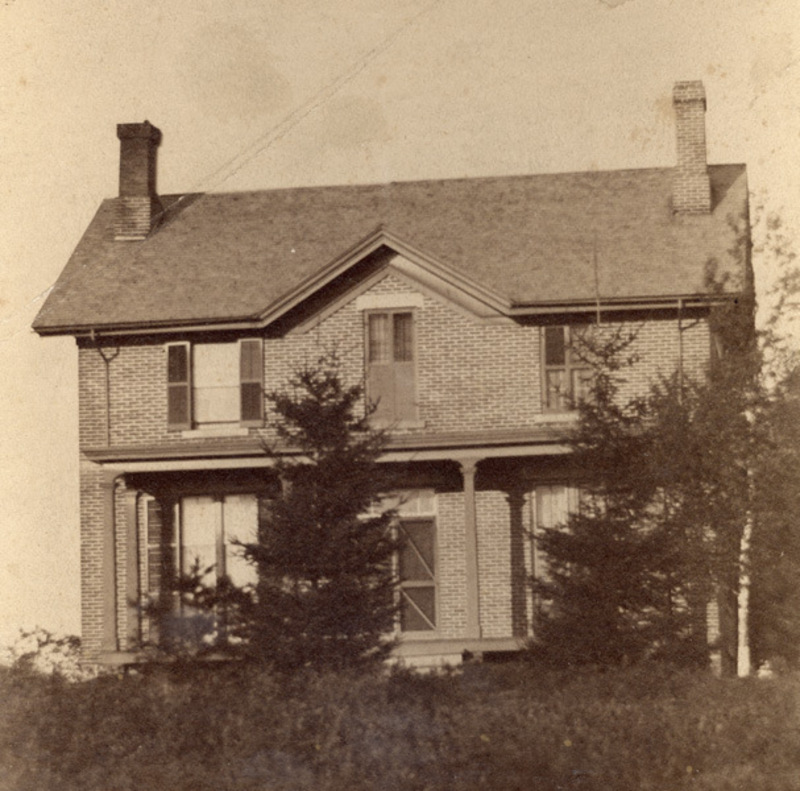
238 353 402 672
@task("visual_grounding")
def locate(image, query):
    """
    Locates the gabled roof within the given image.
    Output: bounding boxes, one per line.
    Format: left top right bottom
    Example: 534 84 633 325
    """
33 164 748 335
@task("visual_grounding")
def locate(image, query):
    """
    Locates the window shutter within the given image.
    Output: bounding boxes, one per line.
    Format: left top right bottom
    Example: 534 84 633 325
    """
544 326 566 365
146 499 177 598
146 500 164 596
239 339 263 424
167 343 191 429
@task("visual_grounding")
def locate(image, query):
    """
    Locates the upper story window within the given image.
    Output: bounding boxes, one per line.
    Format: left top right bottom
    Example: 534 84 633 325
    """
366 311 417 424
542 326 593 412
166 340 263 430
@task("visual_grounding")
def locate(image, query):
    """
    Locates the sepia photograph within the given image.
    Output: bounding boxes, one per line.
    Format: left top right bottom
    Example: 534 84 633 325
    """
1 0 799 788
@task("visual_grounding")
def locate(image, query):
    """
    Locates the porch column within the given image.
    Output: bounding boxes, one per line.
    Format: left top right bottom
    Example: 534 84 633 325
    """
100 470 120 654
124 488 140 650
459 458 482 639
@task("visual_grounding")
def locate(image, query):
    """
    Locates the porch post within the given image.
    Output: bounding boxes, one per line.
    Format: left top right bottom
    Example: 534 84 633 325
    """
124 488 140 650
459 458 482 639
100 470 120 654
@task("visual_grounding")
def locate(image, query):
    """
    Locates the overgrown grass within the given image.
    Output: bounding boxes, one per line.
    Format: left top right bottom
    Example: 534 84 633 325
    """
1 661 799 790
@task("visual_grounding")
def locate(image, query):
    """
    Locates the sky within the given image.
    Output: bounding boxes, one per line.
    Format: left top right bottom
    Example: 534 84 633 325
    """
1 0 798 644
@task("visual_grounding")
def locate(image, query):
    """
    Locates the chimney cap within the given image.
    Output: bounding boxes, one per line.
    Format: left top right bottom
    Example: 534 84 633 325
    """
672 81 706 107
117 121 161 143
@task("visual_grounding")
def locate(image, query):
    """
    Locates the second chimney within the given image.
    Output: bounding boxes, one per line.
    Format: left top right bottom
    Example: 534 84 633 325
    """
672 81 711 214
115 121 162 240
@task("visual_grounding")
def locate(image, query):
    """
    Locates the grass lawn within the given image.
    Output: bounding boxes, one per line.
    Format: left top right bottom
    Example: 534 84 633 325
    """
1 661 799 790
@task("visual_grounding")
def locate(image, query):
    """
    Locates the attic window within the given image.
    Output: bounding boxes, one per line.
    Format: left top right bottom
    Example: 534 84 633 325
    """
366 311 417 425
166 340 263 430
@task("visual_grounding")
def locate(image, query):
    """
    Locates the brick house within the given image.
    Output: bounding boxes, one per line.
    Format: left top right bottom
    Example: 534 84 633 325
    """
33 81 750 667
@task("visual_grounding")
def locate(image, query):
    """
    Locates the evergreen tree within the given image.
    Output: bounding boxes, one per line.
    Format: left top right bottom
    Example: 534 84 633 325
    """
750 367 800 667
532 281 761 670
532 327 692 666
239 353 402 672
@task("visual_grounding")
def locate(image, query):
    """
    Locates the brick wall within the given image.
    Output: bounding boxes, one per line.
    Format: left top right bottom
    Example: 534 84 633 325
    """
78 457 106 659
77 273 711 450
435 491 468 638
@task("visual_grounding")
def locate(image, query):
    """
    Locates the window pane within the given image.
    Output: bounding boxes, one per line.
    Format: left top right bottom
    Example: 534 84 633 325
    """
399 520 435 581
545 369 567 410
195 385 240 423
368 314 391 363
572 367 593 404
181 497 219 582
401 588 435 631
223 495 258 588
544 327 566 366
194 344 240 424
536 485 572 530
393 313 413 362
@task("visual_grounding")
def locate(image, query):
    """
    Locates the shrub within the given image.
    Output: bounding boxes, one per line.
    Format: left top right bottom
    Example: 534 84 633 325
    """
1 663 799 790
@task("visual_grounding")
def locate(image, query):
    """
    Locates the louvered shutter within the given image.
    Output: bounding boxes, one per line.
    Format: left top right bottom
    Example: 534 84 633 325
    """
239 339 263 424
167 343 191 429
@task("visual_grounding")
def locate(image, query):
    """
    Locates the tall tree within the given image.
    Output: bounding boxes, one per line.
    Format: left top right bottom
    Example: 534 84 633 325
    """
152 354 402 672
532 265 761 671
239 353 402 672
532 327 695 666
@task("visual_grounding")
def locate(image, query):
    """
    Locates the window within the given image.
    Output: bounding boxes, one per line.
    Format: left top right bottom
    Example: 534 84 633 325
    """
366 311 416 424
145 494 259 646
399 519 436 631
179 495 259 588
532 484 580 582
167 340 263 430
542 326 593 411
366 490 436 632
146 494 259 595
393 490 437 632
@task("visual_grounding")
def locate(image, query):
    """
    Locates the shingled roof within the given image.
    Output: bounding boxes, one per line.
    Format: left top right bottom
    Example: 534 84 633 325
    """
33 163 748 335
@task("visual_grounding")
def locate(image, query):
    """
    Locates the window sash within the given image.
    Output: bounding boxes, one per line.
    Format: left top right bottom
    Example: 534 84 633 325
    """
532 484 581 584
166 340 263 429
398 517 436 632
366 311 417 423
542 326 592 411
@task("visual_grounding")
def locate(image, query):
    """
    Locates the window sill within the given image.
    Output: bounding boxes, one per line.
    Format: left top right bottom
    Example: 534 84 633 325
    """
535 412 579 424
181 426 252 439
371 419 427 431
397 630 439 640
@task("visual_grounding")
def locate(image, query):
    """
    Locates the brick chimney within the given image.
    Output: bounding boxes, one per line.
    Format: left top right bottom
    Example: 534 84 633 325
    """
115 121 162 240
672 81 711 214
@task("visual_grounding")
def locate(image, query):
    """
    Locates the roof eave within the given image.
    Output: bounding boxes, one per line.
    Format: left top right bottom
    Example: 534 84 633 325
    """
33 291 739 339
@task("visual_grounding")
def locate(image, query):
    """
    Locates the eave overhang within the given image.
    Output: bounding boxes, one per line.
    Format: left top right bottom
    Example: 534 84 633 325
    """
34 290 734 339
82 427 573 471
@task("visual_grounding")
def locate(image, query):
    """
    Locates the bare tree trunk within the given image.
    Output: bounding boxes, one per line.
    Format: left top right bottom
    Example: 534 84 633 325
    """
737 471 754 677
